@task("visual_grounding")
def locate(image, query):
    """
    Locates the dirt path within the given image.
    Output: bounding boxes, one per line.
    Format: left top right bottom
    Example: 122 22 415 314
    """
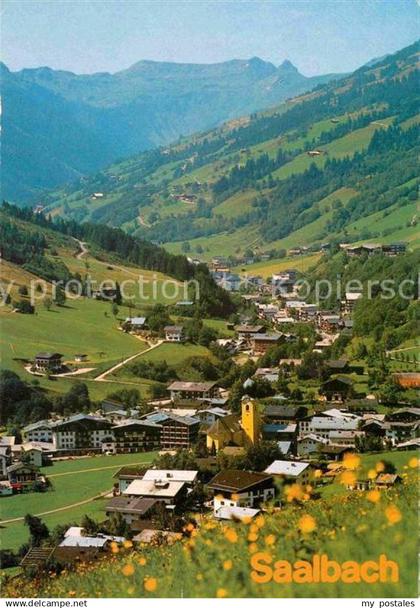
93 340 163 381
1 461 153 524
48 461 153 478
73 238 89 260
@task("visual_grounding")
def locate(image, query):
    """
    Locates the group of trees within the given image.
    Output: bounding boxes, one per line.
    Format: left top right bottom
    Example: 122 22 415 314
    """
0 371 92 427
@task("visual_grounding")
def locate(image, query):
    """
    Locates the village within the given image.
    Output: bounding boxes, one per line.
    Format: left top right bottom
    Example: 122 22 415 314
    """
1 243 418 574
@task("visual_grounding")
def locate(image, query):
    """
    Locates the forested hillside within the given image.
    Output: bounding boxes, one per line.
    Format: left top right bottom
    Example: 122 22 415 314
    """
1 57 338 201
0 203 235 318
45 41 419 259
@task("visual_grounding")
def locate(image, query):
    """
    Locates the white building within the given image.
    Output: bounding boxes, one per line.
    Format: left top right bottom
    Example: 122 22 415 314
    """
264 460 312 484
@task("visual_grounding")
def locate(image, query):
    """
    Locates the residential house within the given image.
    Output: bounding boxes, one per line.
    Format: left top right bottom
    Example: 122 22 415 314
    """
0 446 11 478
234 325 264 342
298 411 359 440
342 292 362 314
123 317 147 333
105 496 159 531
297 434 329 457
319 377 354 403
168 381 219 402
264 460 312 484
208 470 275 514
51 414 113 454
250 333 281 355
254 368 279 383
164 325 185 342
7 462 41 489
159 413 200 449
375 474 402 489
195 407 229 426
112 419 161 453
22 420 53 443
113 467 148 493
262 422 297 445
123 478 187 507
263 405 308 424
34 352 63 373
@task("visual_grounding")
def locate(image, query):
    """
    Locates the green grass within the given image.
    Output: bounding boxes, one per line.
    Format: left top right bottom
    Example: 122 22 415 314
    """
0 452 157 553
233 253 322 279
110 342 215 386
0 298 144 374
8 466 418 598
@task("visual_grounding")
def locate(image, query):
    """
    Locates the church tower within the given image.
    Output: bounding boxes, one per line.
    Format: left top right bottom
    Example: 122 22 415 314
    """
241 396 260 446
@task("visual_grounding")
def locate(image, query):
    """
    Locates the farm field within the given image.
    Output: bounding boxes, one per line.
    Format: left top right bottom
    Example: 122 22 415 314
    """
0 452 157 555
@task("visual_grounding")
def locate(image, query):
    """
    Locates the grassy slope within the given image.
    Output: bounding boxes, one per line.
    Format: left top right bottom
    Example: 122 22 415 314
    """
8 458 417 598
110 342 216 385
0 452 157 553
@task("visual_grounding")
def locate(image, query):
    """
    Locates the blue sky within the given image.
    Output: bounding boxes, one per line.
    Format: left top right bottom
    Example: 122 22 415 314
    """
2 0 419 75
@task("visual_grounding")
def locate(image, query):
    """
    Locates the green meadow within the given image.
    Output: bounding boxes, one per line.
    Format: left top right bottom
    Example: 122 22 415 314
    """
0 452 157 554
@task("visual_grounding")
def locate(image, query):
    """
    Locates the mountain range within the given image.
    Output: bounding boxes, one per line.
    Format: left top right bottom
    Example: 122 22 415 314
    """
1 57 339 201
43 40 419 259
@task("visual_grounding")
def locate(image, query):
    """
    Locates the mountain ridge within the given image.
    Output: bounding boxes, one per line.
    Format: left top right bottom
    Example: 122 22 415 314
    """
42 40 419 260
2 57 342 202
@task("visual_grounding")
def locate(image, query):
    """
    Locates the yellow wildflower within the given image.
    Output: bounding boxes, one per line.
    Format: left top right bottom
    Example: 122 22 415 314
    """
408 457 418 469
298 514 316 534
385 504 402 525
366 489 381 503
224 527 238 543
223 559 233 571
339 470 356 486
144 577 158 592
217 588 228 598
122 563 135 577
265 534 276 546
343 452 361 470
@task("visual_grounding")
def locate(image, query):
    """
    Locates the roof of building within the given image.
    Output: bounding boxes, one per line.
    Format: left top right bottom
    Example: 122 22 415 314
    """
375 474 401 485
168 381 217 392
125 316 146 325
105 496 158 515
123 479 186 498
142 469 198 483
112 418 162 430
262 423 297 434
326 359 349 369
208 470 273 492
214 506 260 521
22 420 52 432
251 334 280 341
234 325 264 333
206 414 242 439
0 436 16 446
35 352 63 359
113 466 148 480
263 405 305 418
59 536 109 548
7 462 38 473
164 325 184 332
50 413 110 428
264 460 310 477
277 441 292 455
